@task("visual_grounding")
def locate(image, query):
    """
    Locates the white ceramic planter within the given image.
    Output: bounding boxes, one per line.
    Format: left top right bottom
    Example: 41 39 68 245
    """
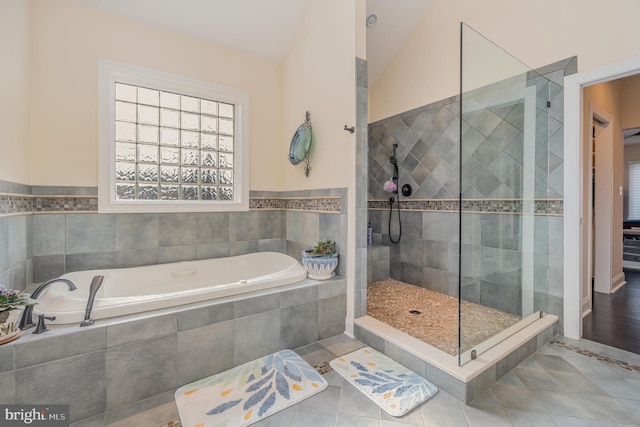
301 251 339 280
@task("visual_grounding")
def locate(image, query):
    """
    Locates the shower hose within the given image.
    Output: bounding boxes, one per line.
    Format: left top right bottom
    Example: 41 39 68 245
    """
388 195 401 244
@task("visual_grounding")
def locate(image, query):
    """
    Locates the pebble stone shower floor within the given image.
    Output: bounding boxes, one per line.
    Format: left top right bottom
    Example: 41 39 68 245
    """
367 279 521 355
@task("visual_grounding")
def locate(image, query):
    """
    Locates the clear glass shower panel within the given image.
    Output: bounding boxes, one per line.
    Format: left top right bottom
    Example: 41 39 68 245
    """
458 23 552 365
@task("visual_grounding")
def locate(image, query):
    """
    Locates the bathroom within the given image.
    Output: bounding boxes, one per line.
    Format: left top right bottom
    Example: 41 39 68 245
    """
2 0 640 425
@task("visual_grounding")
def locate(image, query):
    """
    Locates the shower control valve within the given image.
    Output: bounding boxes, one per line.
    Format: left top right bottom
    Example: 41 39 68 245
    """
401 184 413 197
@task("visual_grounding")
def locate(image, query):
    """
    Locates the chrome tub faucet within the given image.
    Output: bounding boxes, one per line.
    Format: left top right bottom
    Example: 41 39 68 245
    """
19 278 77 330
80 275 104 327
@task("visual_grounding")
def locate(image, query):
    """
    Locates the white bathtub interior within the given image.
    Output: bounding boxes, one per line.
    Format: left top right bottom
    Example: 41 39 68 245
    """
33 252 307 325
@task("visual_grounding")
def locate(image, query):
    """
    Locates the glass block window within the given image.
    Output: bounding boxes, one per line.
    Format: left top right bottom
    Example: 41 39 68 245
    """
99 59 248 213
114 83 235 202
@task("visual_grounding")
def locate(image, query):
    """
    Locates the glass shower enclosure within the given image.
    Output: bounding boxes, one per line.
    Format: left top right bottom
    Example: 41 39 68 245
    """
458 23 553 365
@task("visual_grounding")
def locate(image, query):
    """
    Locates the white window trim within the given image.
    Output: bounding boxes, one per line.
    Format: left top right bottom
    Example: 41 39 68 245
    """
98 58 249 213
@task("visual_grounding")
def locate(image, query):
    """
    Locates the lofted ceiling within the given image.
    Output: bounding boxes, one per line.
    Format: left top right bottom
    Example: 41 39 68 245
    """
73 0 432 86
365 0 432 85
625 128 640 145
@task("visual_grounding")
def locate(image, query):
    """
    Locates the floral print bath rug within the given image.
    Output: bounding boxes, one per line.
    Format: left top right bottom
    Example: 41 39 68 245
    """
329 347 438 417
174 349 327 426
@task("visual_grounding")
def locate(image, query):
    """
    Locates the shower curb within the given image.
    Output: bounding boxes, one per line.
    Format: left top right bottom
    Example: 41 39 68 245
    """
353 314 558 403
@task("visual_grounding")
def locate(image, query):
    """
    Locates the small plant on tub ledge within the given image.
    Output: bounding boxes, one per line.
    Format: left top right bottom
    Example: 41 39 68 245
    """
0 284 36 344
302 239 339 280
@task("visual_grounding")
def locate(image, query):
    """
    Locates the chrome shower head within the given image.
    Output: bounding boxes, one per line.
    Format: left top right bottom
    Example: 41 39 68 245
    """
390 155 399 181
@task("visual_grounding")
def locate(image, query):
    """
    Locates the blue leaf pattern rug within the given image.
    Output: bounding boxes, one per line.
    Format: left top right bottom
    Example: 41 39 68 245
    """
329 347 438 417
175 349 327 426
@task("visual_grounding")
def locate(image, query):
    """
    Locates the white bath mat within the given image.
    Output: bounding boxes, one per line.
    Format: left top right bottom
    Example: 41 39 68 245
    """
329 346 438 417
175 349 327 427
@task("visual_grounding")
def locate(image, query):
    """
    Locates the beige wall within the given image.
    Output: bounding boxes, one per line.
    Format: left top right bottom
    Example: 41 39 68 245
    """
28 0 282 188
583 81 625 295
0 0 31 185
621 74 640 130
371 0 640 122
280 0 356 191
280 0 359 325
355 0 366 60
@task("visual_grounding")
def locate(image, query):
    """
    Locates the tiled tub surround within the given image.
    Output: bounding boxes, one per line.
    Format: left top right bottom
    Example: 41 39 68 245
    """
31 199 345 284
0 181 35 292
0 213 32 292
0 276 347 425
0 183 347 286
366 57 576 329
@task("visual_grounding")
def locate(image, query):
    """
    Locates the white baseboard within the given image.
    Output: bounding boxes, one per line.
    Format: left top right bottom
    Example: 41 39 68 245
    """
611 272 626 294
344 317 355 338
581 296 592 317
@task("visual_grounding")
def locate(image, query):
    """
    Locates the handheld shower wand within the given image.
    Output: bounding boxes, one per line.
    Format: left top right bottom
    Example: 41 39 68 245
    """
390 155 399 184
388 145 402 244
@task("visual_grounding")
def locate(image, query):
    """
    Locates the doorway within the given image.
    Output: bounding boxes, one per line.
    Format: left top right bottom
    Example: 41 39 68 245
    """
565 54 640 342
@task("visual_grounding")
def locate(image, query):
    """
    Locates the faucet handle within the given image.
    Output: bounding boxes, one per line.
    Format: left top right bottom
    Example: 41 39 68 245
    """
33 314 56 335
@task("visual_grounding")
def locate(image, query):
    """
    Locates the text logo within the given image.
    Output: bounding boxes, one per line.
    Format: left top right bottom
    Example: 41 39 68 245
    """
1 405 69 426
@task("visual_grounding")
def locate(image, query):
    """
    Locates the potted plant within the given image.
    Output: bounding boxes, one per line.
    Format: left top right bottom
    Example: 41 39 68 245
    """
0 285 36 343
302 239 339 280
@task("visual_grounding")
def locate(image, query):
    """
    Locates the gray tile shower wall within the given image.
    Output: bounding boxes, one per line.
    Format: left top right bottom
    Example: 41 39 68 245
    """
355 57 369 318
0 184 347 285
367 57 576 330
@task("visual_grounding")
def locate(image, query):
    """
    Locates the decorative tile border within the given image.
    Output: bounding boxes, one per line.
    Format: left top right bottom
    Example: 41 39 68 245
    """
368 198 563 216
6 193 564 216
32 196 99 213
250 197 341 213
0 193 33 215
551 340 640 373
1 192 341 216
368 199 458 212
0 194 98 216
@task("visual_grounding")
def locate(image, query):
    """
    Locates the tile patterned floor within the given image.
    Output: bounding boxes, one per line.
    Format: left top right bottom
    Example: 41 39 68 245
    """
116 334 640 427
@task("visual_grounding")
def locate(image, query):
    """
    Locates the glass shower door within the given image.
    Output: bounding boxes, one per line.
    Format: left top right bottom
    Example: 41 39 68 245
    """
458 23 552 365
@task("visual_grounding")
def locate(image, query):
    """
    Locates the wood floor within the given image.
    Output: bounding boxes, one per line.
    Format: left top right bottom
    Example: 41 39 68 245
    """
582 268 640 354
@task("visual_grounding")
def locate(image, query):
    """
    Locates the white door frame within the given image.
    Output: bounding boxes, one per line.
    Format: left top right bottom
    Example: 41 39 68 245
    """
564 54 640 339
590 104 614 296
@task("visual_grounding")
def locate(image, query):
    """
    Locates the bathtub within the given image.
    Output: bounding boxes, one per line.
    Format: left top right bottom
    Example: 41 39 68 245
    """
34 252 307 325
